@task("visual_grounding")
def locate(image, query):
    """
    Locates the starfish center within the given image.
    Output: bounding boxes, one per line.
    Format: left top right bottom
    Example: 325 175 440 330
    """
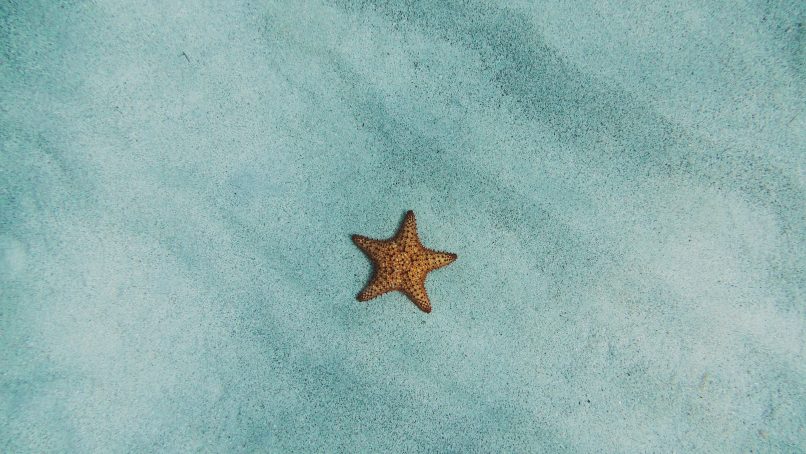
391 248 413 269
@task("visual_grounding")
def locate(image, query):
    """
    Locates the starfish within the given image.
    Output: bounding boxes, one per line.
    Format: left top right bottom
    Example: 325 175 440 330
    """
352 210 457 313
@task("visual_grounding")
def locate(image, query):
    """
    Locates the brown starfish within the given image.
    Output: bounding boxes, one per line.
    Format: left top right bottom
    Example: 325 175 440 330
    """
352 210 457 313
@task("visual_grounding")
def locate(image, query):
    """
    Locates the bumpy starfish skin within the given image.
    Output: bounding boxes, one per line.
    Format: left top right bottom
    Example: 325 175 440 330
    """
352 211 457 313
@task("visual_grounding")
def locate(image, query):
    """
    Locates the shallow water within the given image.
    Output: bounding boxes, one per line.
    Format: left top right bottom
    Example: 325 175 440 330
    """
2 1 804 452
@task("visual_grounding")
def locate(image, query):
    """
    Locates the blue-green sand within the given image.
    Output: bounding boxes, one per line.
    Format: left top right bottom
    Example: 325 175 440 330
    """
2 1 804 452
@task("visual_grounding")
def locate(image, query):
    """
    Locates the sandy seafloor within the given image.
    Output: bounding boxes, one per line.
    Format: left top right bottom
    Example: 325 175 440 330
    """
1 1 805 452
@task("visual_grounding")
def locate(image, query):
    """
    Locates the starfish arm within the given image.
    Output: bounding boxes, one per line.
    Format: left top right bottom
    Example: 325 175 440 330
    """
420 249 458 271
400 278 432 313
357 272 397 301
395 210 422 252
352 235 390 258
